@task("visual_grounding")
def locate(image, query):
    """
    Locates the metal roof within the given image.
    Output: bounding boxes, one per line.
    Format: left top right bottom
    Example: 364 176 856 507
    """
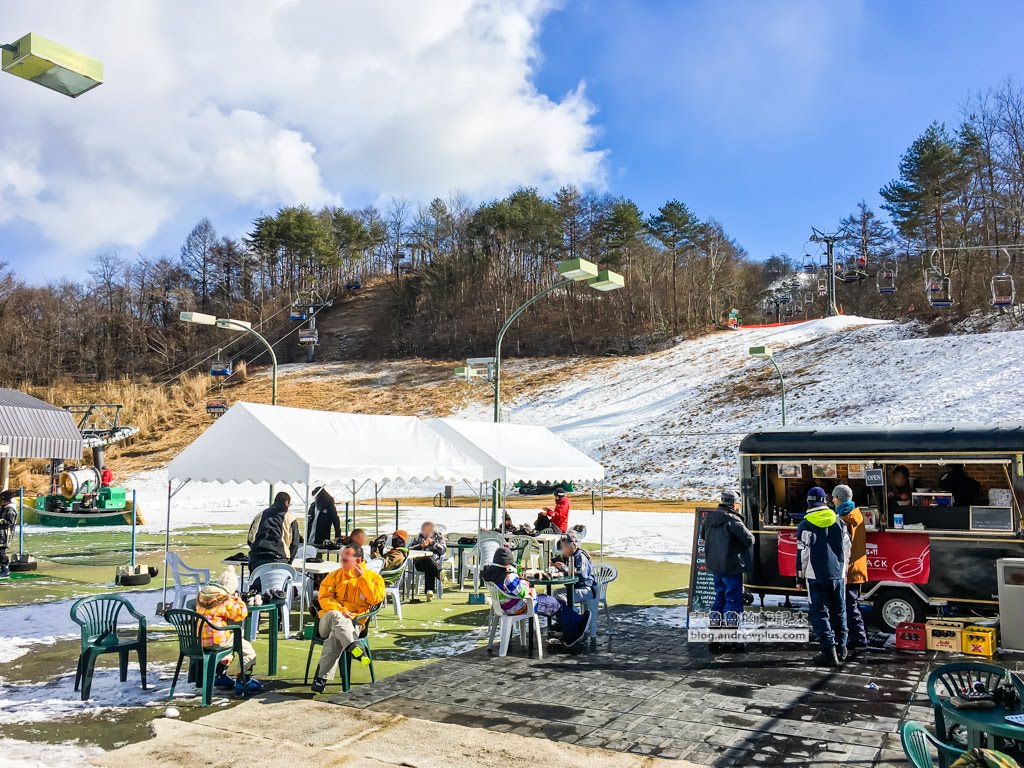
738 422 1024 456
0 389 84 459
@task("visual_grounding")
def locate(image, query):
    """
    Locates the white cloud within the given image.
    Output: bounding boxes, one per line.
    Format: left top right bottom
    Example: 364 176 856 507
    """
0 0 605 260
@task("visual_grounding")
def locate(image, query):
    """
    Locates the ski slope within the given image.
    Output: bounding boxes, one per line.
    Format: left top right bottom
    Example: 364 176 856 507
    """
458 315 1024 498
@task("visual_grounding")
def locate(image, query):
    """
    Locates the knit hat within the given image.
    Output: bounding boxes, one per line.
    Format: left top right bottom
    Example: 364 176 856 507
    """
492 546 515 566
392 529 408 545
807 486 828 502
721 490 738 505
832 484 853 503
218 565 239 595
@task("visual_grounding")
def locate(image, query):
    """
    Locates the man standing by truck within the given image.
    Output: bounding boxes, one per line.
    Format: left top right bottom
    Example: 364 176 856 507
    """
699 489 754 640
833 484 868 651
797 486 850 668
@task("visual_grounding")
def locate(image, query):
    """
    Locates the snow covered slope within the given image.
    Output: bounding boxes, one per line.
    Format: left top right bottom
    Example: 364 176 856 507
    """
461 316 1024 498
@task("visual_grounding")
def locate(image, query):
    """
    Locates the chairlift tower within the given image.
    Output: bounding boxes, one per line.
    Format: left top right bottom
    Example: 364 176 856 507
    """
809 227 854 317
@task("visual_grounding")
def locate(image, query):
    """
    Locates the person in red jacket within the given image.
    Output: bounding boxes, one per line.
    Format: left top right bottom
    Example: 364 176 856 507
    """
539 488 570 533
99 466 113 487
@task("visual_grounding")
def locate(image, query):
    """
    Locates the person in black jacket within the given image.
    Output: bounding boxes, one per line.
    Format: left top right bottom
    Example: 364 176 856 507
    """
306 487 341 547
699 490 753 629
0 490 17 578
248 492 300 582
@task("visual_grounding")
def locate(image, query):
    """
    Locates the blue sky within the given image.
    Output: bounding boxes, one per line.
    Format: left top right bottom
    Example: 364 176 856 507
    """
535 0 1024 258
1 1 1023 282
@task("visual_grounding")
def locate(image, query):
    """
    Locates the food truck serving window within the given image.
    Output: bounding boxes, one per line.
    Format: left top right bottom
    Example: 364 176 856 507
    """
752 458 1020 534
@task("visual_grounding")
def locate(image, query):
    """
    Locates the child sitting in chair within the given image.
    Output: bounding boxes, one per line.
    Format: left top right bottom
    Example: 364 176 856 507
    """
481 546 592 648
196 566 262 695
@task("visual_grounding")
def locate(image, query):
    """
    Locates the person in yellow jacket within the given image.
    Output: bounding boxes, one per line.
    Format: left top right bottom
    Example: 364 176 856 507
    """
310 544 385 693
833 484 869 650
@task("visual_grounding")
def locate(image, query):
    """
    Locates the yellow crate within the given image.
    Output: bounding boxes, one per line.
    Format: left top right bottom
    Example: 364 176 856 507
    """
926 620 964 652
962 626 997 657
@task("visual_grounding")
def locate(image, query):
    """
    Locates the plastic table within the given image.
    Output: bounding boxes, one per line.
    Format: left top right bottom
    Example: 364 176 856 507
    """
446 541 476 589
243 601 281 676
530 575 578 611
941 699 1024 751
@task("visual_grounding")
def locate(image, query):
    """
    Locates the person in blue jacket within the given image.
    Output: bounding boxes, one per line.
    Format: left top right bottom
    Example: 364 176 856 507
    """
797 486 851 668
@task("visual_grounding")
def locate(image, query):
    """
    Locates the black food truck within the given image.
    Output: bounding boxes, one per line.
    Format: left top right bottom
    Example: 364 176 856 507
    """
739 422 1024 631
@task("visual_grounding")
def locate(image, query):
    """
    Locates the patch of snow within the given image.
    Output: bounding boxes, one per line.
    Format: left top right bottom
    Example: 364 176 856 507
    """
0 590 164 645
0 738 103 768
0 663 218 726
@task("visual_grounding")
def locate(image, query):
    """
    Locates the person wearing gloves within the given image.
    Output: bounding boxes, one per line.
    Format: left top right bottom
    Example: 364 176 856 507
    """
374 529 409 572
699 489 754 630
311 544 386 693
482 545 592 648
196 566 261 695
832 484 869 650
797 486 851 667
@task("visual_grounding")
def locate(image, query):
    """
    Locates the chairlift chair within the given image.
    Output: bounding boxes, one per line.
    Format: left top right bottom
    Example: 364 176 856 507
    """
289 309 308 322
801 254 816 274
298 327 319 345
803 291 814 305
991 272 1016 308
876 265 897 295
209 352 231 378
206 398 228 417
927 274 954 309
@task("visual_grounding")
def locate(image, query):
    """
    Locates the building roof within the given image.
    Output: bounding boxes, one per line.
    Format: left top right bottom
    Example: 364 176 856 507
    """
738 422 1024 456
0 389 84 459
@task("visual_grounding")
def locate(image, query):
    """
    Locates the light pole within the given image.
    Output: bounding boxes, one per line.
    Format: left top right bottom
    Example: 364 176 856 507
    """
749 346 786 426
180 312 278 406
181 312 279 503
2 33 102 97
492 259 624 424
464 258 624 526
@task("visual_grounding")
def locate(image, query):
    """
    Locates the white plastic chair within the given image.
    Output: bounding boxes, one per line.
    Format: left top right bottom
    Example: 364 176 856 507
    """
247 563 297 639
582 563 618 638
444 533 462 583
486 583 543 658
166 552 210 609
380 557 410 620
470 531 505 591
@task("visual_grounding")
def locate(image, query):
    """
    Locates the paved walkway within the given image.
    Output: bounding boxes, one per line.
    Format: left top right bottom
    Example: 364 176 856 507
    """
92 696 687 768
328 605 1019 767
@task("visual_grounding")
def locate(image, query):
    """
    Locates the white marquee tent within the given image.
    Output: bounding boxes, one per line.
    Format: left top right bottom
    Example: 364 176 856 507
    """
427 417 607 553
163 402 487 610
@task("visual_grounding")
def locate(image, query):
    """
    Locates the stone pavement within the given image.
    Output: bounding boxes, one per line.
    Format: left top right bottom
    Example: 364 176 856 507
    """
326 605 1024 767
91 696 688 768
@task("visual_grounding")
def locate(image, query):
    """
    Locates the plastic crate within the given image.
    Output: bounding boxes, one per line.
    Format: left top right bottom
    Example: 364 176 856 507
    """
962 626 997 657
895 622 927 651
926 619 967 652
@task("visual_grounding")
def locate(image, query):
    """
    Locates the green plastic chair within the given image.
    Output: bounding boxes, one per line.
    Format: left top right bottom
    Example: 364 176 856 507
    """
901 721 965 767
164 608 244 707
304 601 384 692
70 594 147 701
926 661 1024 748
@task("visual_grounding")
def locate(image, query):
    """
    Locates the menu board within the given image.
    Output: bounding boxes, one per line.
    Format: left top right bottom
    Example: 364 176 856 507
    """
687 507 719 623
970 506 1015 532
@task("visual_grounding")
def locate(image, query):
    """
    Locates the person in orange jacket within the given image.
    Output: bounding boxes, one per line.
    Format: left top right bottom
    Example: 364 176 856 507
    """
310 544 385 693
539 488 570 533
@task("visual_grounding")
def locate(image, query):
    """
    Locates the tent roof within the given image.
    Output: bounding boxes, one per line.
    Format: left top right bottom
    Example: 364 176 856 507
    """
168 402 485 486
0 388 83 459
428 418 604 485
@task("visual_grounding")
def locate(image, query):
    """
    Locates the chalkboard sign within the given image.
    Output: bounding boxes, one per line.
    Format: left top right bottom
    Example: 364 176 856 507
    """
687 506 719 625
970 506 1015 532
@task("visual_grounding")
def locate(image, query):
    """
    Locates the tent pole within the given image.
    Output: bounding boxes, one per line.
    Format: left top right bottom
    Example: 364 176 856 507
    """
394 499 399 530
350 481 357 536
299 473 310 636
162 480 172 610
375 483 380 537
17 487 23 556
600 482 605 564
130 489 137 568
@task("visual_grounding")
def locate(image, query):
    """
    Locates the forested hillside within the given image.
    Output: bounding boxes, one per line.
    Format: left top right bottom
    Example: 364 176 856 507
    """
3 79 1024 386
